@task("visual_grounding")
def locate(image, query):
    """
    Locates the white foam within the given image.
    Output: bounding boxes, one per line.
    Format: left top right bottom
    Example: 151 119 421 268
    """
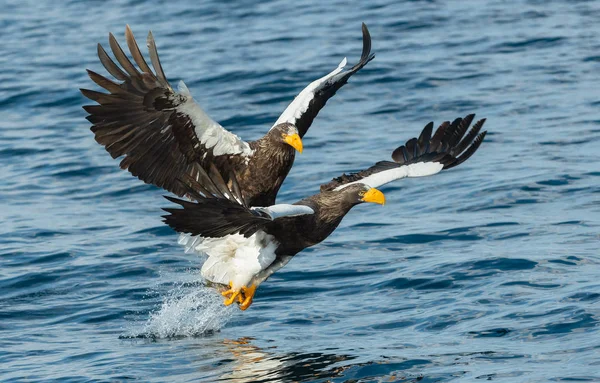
126 269 234 338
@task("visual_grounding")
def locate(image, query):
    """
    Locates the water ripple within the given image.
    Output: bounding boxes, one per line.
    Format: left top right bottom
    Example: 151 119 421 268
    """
1 0 600 382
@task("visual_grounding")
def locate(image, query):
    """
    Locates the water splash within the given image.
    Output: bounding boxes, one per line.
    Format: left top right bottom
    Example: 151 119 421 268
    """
126 269 234 339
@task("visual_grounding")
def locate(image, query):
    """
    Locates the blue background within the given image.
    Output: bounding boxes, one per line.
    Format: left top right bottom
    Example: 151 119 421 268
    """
1 0 599 381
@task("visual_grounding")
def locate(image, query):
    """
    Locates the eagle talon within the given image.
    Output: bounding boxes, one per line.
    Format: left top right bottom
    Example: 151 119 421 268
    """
221 282 241 306
239 297 252 310
239 285 257 310
218 283 257 309
223 290 240 306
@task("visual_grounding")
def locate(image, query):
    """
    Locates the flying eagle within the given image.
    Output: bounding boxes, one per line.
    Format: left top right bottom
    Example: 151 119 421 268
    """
81 24 374 206
162 115 487 310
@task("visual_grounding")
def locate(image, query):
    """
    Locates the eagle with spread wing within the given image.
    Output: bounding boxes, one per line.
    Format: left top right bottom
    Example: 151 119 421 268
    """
162 115 487 309
81 24 374 206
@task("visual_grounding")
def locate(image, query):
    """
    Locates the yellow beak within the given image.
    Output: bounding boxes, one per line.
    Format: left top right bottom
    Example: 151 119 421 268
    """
283 133 303 153
361 188 385 205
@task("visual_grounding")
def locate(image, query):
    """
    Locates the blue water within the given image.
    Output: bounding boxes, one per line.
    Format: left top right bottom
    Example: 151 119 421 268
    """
1 0 599 381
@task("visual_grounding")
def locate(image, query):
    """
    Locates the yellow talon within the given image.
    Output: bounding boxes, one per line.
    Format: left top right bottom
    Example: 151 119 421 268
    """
220 281 233 296
239 285 257 311
218 282 257 309
239 299 252 310
224 290 240 306
221 281 241 306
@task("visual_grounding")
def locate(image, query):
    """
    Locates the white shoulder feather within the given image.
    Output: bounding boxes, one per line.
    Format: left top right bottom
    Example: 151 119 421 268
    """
175 82 253 157
251 204 315 220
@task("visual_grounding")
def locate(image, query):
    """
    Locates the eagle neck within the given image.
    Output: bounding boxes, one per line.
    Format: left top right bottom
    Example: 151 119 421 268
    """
243 136 295 206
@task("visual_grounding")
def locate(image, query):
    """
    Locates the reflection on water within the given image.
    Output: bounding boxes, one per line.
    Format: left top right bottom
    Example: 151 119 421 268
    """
216 338 435 383
218 338 353 383
221 338 285 383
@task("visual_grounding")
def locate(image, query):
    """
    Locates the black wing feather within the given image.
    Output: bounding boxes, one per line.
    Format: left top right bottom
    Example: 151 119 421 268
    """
81 27 244 197
416 121 433 156
162 196 270 238
162 167 271 238
293 23 375 138
321 114 487 192
162 205 269 238
125 25 153 74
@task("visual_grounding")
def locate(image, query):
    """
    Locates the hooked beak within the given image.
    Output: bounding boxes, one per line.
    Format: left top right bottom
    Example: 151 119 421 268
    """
283 133 303 153
362 188 385 205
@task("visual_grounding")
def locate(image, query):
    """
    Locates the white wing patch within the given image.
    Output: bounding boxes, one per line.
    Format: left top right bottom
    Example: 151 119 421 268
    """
179 231 279 290
271 57 348 129
251 204 315 220
334 162 445 191
176 81 253 157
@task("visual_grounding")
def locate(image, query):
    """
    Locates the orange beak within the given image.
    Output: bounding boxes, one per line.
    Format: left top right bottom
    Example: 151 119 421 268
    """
283 133 303 153
361 188 385 205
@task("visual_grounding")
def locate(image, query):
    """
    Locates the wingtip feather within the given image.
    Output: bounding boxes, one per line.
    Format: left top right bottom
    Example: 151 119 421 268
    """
163 195 185 206
360 22 372 61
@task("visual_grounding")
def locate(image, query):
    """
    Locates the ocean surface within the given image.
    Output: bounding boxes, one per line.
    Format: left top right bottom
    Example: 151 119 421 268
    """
1 0 599 381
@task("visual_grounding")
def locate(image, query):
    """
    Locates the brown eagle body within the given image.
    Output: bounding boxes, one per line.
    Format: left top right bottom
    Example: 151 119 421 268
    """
241 129 297 206
267 190 360 255
82 25 374 206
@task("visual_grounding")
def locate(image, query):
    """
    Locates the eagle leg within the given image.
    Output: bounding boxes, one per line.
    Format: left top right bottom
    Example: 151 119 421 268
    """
239 285 257 311
221 282 241 306
223 290 241 306
220 282 234 297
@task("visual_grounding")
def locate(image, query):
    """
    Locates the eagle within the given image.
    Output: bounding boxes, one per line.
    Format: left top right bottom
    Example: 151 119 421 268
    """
162 115 487 310
81 24 374 206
